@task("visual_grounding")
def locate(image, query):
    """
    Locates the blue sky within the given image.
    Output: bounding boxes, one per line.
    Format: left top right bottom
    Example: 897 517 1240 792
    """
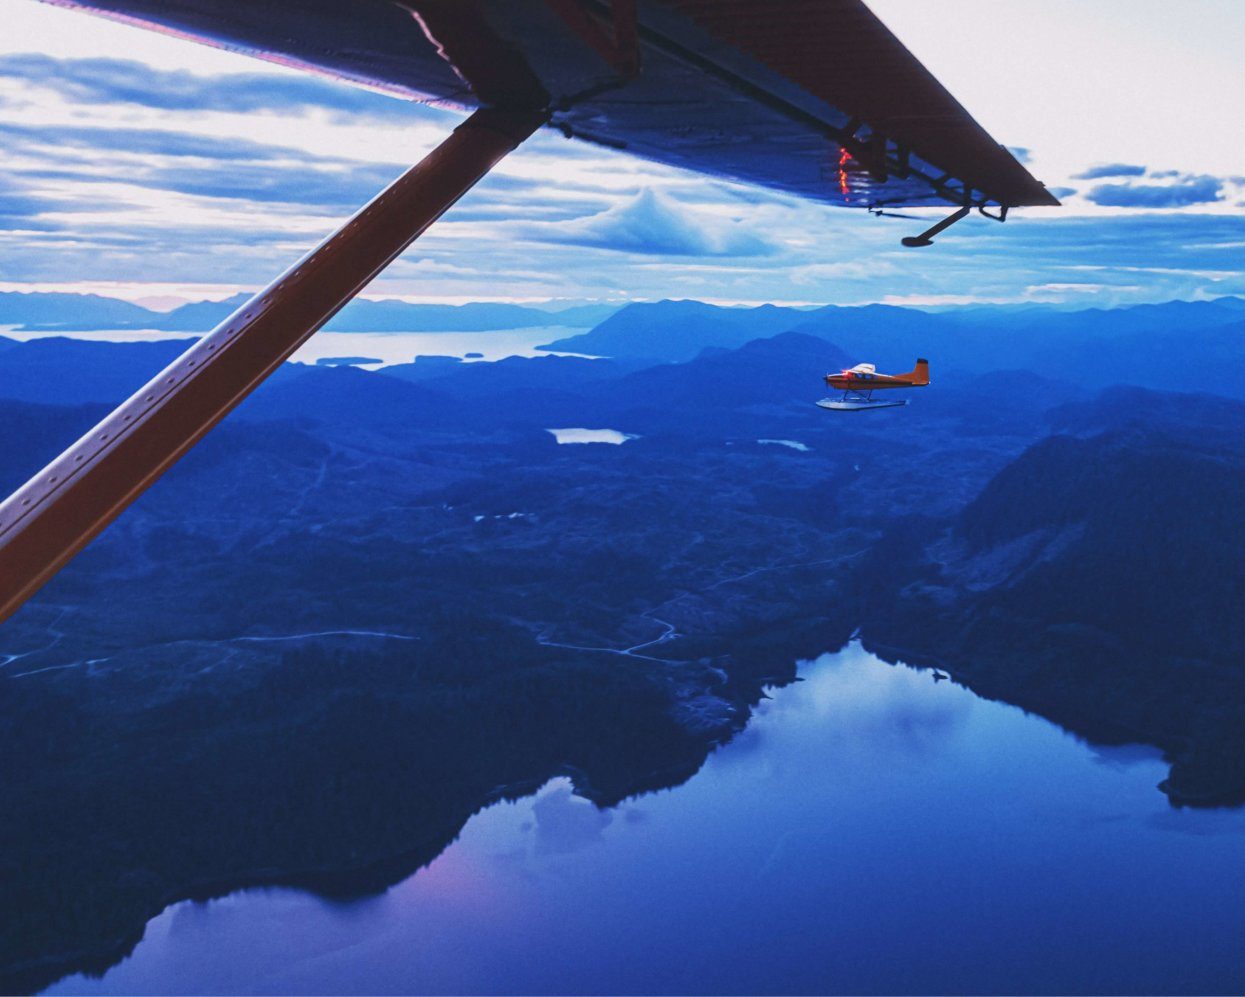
0 0 1242 308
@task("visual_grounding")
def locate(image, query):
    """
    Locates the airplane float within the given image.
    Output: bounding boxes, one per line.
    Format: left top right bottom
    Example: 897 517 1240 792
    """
818 359 930 411
0 0 1057 623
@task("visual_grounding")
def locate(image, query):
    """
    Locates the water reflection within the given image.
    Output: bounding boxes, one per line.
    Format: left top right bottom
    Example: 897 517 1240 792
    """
47 645 1245 995
530 787 614 855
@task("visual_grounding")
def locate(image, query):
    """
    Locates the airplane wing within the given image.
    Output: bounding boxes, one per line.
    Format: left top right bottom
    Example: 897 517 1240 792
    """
0 0 1058 623
39 0 1056 210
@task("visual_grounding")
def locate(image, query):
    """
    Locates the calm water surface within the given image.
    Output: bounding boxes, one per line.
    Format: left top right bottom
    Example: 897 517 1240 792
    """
546 428 638 445
47 646 1245 994
4 327 590 367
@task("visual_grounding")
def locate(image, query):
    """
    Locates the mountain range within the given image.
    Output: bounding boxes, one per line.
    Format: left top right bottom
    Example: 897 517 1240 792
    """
542 296 1245 396
0 291 616 333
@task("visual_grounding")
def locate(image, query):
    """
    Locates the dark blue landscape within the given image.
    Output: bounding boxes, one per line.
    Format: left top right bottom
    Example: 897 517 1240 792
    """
3 295 1245 993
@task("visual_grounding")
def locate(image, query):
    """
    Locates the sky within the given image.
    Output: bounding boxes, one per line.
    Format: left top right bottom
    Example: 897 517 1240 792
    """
0 0 1242 309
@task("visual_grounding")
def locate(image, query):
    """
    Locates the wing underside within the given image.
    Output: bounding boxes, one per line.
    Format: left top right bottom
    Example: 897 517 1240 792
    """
39 0 1057 210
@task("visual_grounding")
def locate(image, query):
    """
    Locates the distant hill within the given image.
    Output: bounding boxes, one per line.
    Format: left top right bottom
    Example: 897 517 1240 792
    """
538 300 812 362
386 331 851 431
1049 385 1245 450
0 291 616 333
792 298 1243 368
794 300 1245 396
541 297 1245 395
233 363 455 438
608 332 851 410
0 336 193 405
321 299 616 332
382 353 639 396
863 388 1245 803
918 368 1088 433
5 292 1244 400
0 292 157 330
0 322 1150 439
0 398 112 494
151 293 249 331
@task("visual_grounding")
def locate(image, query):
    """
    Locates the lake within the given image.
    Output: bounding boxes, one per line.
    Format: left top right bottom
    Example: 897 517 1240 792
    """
547 428 638 445
45 645 1245 995
1 327 592 368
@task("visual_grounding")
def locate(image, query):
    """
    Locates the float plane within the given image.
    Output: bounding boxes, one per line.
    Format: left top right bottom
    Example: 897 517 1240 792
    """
0 0 1057 623
818 359 929 411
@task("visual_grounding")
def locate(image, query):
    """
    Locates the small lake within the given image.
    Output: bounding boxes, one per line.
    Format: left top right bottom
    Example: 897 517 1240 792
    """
46 645 1245 995
547 428 638 445
757 438 811 452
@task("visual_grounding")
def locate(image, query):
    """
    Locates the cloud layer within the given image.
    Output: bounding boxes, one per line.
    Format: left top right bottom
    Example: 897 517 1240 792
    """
1073 163 1147 180
1087 174 1226 208
0 53 437 120
0 43 1241 308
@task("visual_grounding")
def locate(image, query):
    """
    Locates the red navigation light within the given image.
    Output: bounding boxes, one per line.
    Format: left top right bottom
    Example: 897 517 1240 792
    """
838 146 852 201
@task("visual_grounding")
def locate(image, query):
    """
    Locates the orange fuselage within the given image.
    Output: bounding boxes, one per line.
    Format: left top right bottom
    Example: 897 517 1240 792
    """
825 370 923 391
825 359 930 392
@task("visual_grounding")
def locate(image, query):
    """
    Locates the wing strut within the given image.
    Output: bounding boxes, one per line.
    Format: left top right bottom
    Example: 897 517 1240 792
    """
0 106 545 624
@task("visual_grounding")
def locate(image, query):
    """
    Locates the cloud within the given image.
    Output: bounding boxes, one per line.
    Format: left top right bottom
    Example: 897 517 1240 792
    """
529 188 776 257
3 206 1243 308
1048 186 1078 200
859 211 1245 311
1023 281 1137 299
123 161 405 211
1073 163 1147 180
1006 146 1031 164
0 122 305 162
0 40 1241 309
964 213 1245 298
0 53 444 122
0 173 116 230
789 259 901 284
1086 174 1224 208
0 182 53 229
0 120 408 213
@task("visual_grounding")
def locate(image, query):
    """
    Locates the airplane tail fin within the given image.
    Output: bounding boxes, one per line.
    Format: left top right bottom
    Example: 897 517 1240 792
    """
910 358 930 385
